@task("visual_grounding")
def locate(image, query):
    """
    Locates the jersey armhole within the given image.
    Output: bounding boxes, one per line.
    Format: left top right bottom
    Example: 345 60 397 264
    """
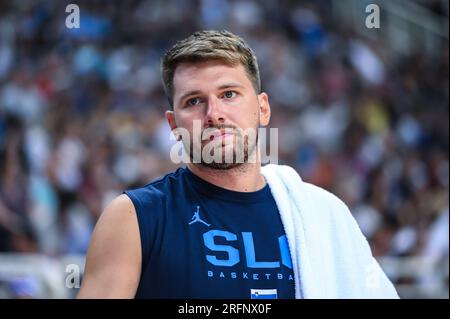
123 191 151 272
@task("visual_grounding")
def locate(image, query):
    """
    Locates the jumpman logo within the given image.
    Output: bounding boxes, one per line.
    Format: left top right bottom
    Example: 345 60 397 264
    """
188 206 211 227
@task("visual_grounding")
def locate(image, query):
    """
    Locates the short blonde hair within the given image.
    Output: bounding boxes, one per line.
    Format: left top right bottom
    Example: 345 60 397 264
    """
161 30 261 106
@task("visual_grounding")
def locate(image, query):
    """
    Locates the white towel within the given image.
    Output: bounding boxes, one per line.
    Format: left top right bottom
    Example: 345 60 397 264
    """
261 164 399 299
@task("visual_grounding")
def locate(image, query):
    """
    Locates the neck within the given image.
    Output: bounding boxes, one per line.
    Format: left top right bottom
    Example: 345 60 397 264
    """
186 150 266 192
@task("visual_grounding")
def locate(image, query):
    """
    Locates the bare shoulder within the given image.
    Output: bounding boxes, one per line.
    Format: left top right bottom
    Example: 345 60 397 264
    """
97 194 137 228
77 194 141 298
90 194 139 250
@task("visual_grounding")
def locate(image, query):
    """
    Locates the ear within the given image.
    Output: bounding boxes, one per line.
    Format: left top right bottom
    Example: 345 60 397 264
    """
257 92 271 126
165 110 180 140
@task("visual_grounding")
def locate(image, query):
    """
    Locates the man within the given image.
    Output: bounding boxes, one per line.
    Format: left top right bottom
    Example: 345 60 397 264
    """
77 30 398 299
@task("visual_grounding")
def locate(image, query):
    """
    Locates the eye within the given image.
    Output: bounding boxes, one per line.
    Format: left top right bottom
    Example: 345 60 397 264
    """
186 97 202 107
223 91 237 99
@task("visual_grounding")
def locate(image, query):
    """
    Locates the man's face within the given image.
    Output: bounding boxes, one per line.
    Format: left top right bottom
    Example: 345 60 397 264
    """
166 60 270 169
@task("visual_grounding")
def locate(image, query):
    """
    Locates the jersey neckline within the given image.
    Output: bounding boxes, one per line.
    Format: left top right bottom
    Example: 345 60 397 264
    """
182 166 272 203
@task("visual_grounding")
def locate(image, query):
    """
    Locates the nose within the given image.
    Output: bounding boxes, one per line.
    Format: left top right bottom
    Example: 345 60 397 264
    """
205 95 225 126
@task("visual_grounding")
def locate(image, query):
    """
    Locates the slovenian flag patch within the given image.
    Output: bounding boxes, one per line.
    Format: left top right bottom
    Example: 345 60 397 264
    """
250 289 278 299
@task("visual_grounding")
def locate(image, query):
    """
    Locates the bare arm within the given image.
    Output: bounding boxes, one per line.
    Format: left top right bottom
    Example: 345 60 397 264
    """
77 194 141 298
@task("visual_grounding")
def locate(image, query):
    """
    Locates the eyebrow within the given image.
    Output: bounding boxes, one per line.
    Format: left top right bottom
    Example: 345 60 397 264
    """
217 83 245 90
176 83 245 105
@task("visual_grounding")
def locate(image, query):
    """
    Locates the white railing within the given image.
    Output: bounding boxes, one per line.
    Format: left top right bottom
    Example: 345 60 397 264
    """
0 254 85 299
379 256 449 298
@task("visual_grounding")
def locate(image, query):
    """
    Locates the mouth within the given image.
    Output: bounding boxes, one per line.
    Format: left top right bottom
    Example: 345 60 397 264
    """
208 129 235 141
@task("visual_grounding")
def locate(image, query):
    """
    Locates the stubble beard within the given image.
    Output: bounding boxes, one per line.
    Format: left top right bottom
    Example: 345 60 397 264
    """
185 123 259 170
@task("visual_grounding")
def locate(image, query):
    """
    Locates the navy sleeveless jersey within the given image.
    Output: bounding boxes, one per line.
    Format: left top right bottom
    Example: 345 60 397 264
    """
124 167 296 299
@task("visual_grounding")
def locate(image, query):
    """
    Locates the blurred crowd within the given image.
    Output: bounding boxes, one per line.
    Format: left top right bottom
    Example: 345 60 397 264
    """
0 0 448 297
